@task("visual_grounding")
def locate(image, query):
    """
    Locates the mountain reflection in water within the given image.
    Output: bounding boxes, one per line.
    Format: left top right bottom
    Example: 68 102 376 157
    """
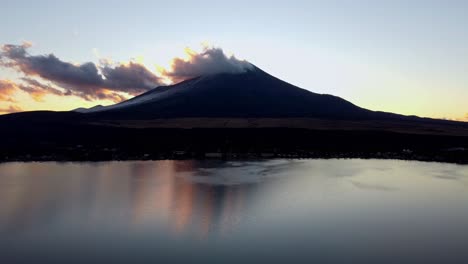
0 160 262 239
0 159 468 264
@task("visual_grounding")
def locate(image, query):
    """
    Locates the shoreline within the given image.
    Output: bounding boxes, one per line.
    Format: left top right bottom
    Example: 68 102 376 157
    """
2 125 467 165
2 150 467 165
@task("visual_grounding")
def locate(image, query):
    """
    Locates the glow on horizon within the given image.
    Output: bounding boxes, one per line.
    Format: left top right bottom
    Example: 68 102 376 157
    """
0 43 269 113
0 44 467 122
1 1 468 121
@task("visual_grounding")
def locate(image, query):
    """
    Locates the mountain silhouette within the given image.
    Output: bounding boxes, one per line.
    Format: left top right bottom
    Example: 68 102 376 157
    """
1 65 467 163
82 66 398 120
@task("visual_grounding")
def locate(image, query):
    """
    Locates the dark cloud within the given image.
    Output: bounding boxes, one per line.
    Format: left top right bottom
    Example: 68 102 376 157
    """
0 43 163 102
0 43 254 105
163 47 253 83
100 62 162 94
1 77 71 103
18 78 66 101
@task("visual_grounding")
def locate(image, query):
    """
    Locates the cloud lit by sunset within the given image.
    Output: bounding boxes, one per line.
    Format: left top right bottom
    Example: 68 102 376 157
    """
0 43 253 114
1 3 468 263
161 46 252 83
0 40 467 121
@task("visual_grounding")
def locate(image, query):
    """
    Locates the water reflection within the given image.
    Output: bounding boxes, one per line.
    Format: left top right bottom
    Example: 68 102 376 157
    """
0 159 467 263
0 161 260 239
126 161 251 238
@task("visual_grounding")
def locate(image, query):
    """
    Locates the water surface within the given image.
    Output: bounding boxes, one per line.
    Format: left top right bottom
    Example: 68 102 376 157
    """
0 159 467 263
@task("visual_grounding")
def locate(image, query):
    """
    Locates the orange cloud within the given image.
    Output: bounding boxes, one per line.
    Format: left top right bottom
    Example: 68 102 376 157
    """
1 43 162 103
0 104 22 114
0 80 18 102
0 78 68 103
18 78 65 102
0 43 255 108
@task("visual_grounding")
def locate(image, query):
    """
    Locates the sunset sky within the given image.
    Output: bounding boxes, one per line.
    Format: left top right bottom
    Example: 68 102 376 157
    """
1 0 467 121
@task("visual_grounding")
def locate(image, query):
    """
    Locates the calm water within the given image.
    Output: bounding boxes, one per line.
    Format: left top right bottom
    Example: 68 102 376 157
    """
0 159 467 263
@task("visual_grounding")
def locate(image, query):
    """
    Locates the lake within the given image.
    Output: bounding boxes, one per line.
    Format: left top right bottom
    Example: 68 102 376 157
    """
0 159 467 263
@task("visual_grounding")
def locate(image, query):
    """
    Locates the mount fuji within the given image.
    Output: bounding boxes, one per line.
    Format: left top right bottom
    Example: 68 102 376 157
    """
78 65 399 120
1 64 467 163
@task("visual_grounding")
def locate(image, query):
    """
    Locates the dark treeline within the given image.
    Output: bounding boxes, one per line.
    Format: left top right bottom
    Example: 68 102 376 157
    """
1 121 467 163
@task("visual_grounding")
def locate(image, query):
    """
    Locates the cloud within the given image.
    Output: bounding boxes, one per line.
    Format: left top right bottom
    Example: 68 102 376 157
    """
0 81 22 113
163 46 253 83
445 113 468 122
99 62 162 94
0 78 67 103
0 43 163 102
18 78 66 101
0 105 22 114
0 80 18 102
0 43 254 105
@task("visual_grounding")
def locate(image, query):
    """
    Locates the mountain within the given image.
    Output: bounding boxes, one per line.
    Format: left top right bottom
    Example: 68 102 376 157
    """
73 105 105 113
82 66 397 120
1 65 467 163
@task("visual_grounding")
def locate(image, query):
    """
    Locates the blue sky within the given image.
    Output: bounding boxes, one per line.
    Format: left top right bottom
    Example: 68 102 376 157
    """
1 0 467 119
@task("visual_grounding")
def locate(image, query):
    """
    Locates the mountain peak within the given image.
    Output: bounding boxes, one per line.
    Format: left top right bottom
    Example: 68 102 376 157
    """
81 66 377 120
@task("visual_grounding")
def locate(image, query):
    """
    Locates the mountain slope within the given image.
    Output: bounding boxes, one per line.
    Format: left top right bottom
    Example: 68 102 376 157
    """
1 65 467 163
85 66 392 120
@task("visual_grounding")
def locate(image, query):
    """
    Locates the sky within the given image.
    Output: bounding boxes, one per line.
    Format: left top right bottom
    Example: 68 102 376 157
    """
0 0 467 121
